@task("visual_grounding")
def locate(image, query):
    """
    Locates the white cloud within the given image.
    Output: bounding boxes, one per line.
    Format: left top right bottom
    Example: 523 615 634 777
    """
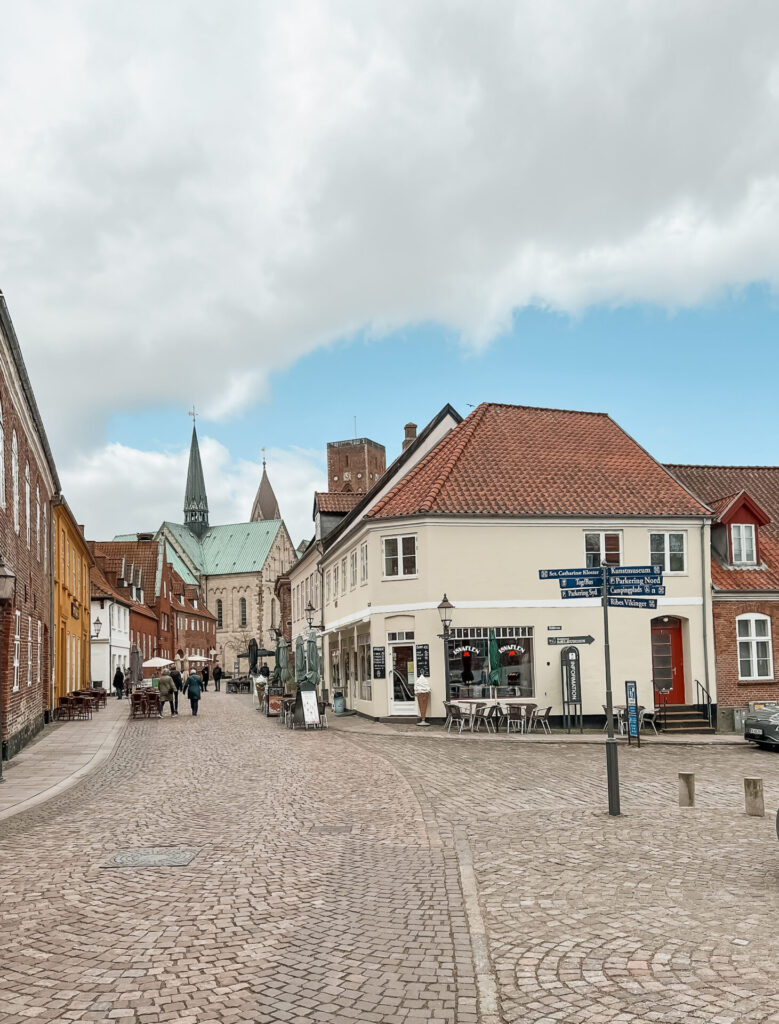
3 1 779 492
60 436 326 545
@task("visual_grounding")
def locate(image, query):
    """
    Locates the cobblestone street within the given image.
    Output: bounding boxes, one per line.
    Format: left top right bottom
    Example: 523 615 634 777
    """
2 695 779 1023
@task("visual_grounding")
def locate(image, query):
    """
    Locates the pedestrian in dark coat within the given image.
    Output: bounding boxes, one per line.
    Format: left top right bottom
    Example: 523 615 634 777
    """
184 671 203 716
202 664 209 691
113 666 124 700
158 672 177 716
170 666 183 714
213 664 222 692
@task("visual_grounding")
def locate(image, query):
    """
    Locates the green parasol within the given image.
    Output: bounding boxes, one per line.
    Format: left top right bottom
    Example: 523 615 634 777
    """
306 631 320 690
294 635 306 685
278 637 293 693
488 628 500 693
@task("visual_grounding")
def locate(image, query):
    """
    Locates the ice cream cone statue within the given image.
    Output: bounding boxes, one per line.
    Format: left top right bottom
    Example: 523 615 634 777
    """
415 673 431 727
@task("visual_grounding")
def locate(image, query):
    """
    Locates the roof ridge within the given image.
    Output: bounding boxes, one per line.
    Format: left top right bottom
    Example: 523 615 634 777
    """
482 401 610 417
667 463 779 471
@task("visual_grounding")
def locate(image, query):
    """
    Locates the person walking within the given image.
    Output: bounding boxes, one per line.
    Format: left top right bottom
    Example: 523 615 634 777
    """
113 665 125 700
158 669 177 717
185 668 203 716
213 664 222 692
170 665 183 715
202 664 209 691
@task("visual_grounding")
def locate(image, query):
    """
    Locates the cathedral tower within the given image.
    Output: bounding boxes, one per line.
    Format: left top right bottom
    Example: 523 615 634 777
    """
184 424 209 537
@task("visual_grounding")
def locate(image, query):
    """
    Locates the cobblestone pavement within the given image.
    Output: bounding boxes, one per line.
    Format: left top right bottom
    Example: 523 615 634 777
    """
1 696 779 1023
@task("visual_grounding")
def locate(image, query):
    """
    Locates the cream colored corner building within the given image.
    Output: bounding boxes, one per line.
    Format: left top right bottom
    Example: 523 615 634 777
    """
310 404 715 722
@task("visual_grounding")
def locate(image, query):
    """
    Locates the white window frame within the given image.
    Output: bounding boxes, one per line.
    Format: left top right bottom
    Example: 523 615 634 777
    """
37 620 42 685
11 431 19 534
13 610 21 691
326 570 331 603
340 557 347 594
24 461 30 548
731 523 757 566
0 399 5 509
43 504 48 571
333 565 339 597
584 530 622 568
350 550 357 589
649 531 687 574
35 484 41 561
382 534 418 579
737 613 774 680
27 616 32 686
360 542 368 584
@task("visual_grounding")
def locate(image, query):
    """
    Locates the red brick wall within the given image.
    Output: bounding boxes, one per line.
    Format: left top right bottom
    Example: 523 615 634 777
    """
0 385 55 758
713 599 779 710
327 439 386 493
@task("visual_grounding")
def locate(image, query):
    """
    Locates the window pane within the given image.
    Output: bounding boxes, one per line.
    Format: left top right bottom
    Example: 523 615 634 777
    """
669 533 684 553
744 525 755 562
604 534 620 565
755 618 769 637
585 534 600 552
401 536 416 575
732 526 742 562
669 552 685 572
650 534 665 562
384 537 399 576
756 641 771 676
737 619 751 637
739 642 752 677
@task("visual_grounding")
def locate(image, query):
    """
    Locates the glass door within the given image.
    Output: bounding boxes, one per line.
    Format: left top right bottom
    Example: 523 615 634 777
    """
389 643 416 715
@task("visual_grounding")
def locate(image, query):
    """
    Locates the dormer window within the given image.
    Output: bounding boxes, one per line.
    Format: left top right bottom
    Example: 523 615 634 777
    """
732 524 756 565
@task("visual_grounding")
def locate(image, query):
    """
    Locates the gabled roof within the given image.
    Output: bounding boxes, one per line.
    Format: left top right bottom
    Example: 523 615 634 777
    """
95 540 158 598
161 519 283 576
90 563 131 607
708 489 771 527
369 403 708 520
250 462 281 521
667 465 779 592
314 492 363 514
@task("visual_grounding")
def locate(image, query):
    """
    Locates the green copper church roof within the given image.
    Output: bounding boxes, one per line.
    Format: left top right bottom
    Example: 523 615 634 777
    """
161 519 282 576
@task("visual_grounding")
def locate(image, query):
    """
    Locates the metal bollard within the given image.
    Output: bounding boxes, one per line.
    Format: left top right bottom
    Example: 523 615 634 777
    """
744 777 765 817
679 772 695 807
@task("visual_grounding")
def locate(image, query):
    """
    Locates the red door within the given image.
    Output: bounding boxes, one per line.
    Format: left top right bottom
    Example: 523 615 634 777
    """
651 618 685 704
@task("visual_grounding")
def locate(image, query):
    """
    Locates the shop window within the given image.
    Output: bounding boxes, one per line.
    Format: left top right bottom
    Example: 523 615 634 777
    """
732 524 756 565
447 627 535 698
358 636 372 701
585 531 621 568
737 614 773 679
650 532 686 573
383 535 417 577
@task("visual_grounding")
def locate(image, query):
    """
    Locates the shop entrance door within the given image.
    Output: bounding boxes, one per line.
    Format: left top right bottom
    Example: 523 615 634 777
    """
651 617 685 704
389 643 416 716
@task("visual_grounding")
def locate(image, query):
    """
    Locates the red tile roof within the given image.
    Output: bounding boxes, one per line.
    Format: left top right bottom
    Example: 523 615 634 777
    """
368 404 709 519
90 564 131 606
315 492 364 514
666 465 779 592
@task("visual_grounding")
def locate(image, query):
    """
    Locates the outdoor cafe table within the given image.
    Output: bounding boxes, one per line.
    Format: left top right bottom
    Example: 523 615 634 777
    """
451 697 537 732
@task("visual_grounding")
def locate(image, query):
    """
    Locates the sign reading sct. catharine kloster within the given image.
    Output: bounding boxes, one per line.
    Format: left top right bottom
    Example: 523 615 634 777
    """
372 647 386 679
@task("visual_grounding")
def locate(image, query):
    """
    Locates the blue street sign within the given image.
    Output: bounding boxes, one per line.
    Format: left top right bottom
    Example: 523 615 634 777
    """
559 577 605 590
625 680 639 740
539 568 602 580
561 587 603 599
606 575 663 588
603 564 664 577
608 596 657 609
607 584 665 596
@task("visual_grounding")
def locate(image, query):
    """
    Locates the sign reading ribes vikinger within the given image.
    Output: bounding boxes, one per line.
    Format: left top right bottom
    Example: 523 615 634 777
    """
372 647 386 679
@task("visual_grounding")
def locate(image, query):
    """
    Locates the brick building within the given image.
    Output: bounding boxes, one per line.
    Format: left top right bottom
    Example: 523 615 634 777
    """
668 465 779 730
326 437 386 494
0 292 59 760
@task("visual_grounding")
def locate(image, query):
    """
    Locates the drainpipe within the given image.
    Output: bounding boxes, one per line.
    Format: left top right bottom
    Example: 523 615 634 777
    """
700 522 712 695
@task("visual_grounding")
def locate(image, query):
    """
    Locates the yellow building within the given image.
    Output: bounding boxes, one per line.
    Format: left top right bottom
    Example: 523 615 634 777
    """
53 498 93 701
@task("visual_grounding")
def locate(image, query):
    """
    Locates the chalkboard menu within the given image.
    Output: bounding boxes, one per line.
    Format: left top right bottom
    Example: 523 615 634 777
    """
373 646 386 678
415 644 430 677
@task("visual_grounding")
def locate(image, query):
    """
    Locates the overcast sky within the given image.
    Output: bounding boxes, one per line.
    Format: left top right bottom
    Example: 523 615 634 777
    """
2 1 779 543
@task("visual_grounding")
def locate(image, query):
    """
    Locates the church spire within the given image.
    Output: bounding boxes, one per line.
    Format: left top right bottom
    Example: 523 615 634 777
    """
250 455 281 522
184 420 209 537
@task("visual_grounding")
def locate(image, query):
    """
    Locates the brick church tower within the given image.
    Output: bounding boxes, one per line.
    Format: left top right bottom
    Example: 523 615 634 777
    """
326 438 386 493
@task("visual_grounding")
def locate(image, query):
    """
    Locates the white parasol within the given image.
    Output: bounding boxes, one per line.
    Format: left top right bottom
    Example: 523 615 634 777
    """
142 657 175 668
187 655 210 663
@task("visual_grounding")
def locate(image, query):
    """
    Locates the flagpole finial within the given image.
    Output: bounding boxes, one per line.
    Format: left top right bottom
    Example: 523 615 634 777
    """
188 405 197 424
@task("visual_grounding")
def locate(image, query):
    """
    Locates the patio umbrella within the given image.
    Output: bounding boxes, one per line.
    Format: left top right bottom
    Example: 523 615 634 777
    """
488 629 500 693
187 655 209 663
256 648 275 658
142 657 174 668
306 632 320 690
294 635 306 685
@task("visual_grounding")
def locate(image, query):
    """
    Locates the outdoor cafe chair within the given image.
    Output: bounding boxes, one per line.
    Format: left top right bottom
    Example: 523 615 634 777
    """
317 701 328 728
640 706 659 734
57 696 75 721
442 701 453 731
602 705 624 734
446 703 468 734
530 706 552 735
506 704 525 735
72 695 92 721
472 703 493 733
486 704 503 731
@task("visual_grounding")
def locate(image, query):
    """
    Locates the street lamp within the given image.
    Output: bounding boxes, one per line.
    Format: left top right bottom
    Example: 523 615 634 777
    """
91 616 102 639
305 600 316 630
437 594 454 702
0 555 16 784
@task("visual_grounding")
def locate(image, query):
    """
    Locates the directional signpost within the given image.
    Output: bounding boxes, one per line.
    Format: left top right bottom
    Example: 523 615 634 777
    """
538 561 666 816
547 635 595 646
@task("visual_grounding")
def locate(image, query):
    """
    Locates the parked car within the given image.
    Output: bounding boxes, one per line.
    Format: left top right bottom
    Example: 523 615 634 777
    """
744 704 779 750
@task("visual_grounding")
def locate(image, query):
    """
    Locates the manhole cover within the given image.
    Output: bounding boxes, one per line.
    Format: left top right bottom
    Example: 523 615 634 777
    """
309 825 352 835
104 847 198 867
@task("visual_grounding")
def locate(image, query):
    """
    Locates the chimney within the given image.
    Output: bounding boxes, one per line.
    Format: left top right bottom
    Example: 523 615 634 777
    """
402 422 417 452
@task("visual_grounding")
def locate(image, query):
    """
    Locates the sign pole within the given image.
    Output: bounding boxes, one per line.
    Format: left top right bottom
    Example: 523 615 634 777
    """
602 563 621 816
